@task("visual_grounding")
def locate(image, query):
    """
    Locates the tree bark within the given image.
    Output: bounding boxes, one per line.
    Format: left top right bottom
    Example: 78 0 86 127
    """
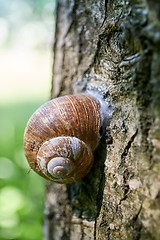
43 0 160 239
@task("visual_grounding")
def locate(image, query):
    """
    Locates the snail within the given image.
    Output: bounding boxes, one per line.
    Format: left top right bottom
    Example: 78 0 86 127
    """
24 93 110 184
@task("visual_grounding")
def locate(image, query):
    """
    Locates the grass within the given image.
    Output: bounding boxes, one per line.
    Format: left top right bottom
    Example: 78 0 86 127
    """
0 101 47 240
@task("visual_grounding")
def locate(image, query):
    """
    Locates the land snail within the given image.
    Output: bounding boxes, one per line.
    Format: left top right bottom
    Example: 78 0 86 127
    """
24 93 110 184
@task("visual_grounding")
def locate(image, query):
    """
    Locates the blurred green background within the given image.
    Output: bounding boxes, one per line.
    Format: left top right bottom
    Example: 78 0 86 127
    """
0 0 56 239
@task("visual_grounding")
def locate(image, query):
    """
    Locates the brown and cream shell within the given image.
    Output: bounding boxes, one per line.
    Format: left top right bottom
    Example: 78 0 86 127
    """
24 94 109 184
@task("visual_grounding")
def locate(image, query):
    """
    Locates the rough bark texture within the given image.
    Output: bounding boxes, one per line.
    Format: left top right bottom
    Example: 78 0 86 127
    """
43 0 160 239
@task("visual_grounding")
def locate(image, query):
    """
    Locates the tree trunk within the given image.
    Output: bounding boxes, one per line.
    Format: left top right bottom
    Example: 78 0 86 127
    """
43 0 160 239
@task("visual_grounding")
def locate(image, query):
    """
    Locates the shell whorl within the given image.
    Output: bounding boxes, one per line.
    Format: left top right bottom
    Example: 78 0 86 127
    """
24 94 101 183
37 136 94 183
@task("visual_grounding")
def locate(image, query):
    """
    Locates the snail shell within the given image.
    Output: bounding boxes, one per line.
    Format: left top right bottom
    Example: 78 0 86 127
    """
24 94 107 184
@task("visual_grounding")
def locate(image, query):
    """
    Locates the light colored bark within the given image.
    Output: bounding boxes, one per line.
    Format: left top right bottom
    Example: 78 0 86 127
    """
43 0 160 239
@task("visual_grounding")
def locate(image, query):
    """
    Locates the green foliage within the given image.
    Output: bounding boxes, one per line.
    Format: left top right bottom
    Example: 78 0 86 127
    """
0 102 46 240
0 0 57 49
0 1 56 238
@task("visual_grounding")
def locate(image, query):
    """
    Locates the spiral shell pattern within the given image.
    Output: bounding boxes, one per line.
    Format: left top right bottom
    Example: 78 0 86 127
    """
37 136 93 183
24 94 101 183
